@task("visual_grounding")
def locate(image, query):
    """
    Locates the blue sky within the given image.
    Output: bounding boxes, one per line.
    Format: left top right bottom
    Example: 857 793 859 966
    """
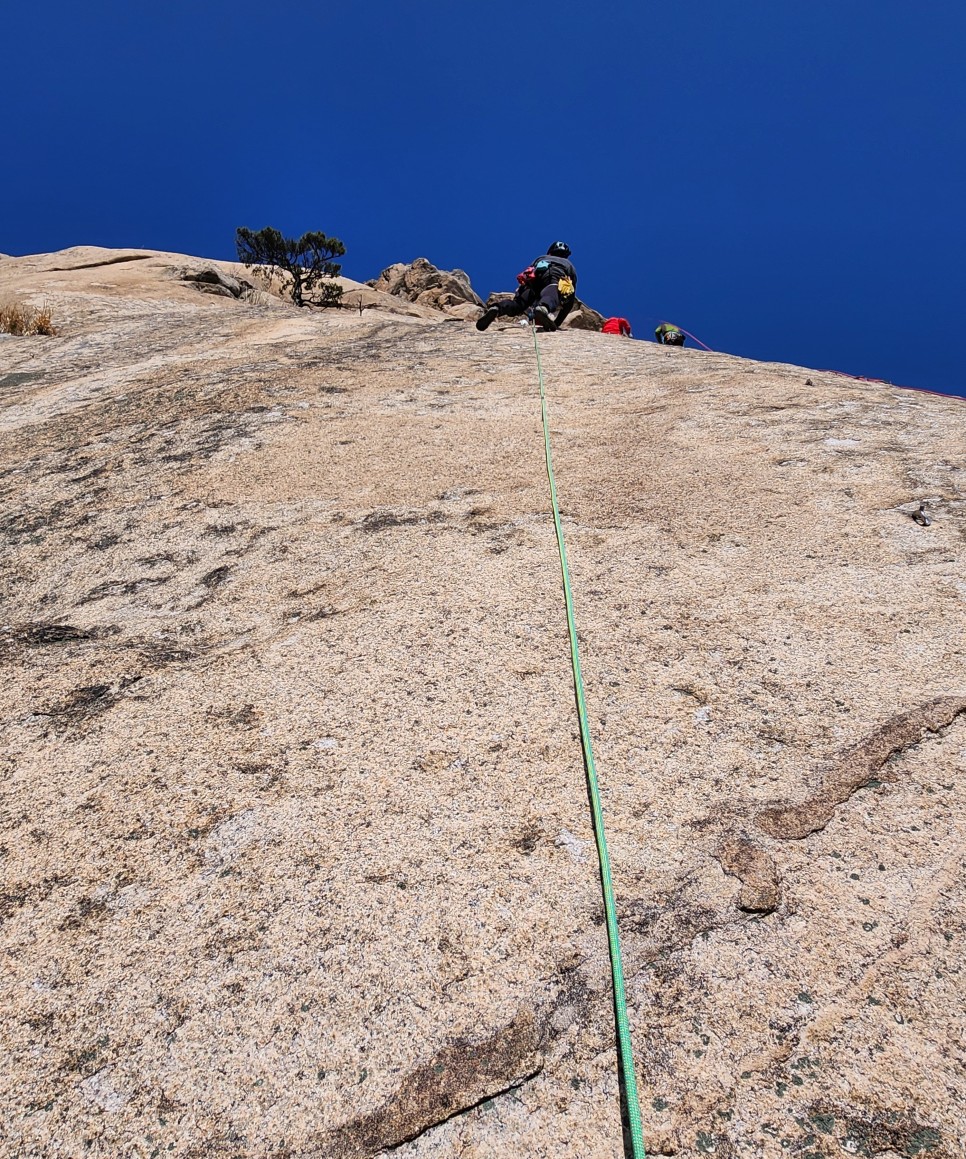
5 0 965 396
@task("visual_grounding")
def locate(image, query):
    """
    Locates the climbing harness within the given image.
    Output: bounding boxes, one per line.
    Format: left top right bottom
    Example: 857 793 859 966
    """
529 322 647 1159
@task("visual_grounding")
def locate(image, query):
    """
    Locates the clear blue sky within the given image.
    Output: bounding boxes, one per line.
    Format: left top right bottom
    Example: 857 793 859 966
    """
5 0 965 397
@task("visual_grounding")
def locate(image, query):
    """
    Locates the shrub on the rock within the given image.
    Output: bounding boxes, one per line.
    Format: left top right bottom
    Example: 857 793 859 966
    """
235 226 345 308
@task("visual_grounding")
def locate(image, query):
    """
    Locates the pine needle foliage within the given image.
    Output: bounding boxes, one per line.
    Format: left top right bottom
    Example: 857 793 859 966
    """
235 226 345 308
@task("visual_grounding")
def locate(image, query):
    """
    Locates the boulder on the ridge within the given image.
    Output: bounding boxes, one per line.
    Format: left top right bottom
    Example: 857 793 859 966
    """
180 266 253 300
560 300 605 331
183 260 443 319
367 257 484 317
483 291 516 309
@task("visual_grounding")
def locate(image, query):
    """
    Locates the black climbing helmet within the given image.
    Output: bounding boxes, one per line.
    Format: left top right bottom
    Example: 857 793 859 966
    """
547 241 571 258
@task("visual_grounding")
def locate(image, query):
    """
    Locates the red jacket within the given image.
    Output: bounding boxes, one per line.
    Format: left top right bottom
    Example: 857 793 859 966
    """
602 317 632 336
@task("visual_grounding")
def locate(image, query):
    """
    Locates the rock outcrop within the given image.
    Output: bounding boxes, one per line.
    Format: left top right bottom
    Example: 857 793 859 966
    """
1 246 965 1159
561 300 605 330
180 266 255 300
367 257 484 319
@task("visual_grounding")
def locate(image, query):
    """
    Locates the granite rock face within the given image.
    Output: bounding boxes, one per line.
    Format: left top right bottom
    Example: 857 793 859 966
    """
1 247 965 1159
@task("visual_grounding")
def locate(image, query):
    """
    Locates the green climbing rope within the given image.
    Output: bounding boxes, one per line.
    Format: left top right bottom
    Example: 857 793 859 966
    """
530 322 646 1159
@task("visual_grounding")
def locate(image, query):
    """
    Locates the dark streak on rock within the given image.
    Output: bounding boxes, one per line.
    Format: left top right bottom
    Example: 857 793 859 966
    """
59 893 111 931
51 254 153 271
77 576 171 605
50 684 115 715
2 622 92 648
359 508 447 533
0 874 72 926
201 565 232 588
322 1010 543 1158
805 1101 944 1158
757 695 966 839
621 889 721 957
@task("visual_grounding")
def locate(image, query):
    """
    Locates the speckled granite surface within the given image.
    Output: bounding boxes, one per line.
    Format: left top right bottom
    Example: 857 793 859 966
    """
1 249 964 1158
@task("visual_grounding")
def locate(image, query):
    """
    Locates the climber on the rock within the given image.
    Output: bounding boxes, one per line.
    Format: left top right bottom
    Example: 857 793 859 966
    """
476 242 577 333
602 317 632 337
655 322 686 346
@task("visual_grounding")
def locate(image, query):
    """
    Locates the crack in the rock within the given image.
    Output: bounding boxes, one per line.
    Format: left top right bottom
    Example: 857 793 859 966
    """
377 1065 542 1154
322 1009 545 1158
51 254 154 271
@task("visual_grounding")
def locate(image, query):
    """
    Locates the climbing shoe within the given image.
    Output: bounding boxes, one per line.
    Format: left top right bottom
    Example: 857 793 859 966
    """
476 305 499 331
533 305 557 331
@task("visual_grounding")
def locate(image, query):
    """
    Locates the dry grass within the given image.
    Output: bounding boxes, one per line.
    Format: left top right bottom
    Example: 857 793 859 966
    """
0 299 57 336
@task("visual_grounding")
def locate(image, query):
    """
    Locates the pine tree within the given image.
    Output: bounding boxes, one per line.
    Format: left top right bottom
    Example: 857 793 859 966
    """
235 226 345 308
